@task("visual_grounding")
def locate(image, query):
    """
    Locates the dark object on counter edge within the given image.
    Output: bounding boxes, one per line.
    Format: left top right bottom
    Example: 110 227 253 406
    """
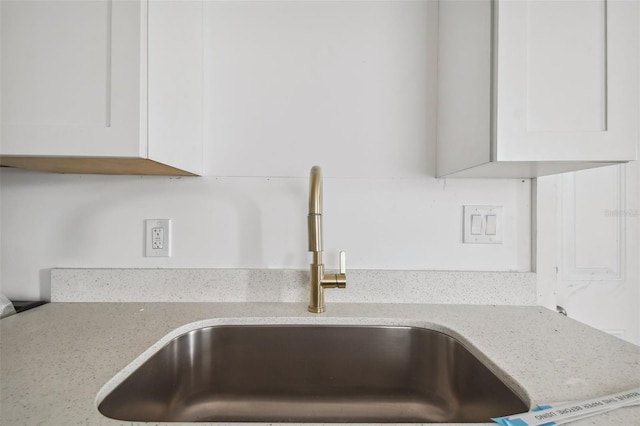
11 301 47 313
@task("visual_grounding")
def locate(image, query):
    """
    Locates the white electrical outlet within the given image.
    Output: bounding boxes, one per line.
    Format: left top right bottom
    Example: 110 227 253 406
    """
145 219 171 257
463 206 503 244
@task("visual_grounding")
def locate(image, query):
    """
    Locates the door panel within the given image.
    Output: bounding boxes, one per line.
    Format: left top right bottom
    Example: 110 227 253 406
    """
497 0 638 162
1 0 143 157
525 0 606 133
557 163 639 345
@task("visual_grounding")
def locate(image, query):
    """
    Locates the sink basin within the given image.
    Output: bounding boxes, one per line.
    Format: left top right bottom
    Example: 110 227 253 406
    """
98 325 528 423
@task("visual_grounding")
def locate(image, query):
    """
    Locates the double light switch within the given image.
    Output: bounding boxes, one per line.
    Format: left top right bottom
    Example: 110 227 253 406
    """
463 206 503 244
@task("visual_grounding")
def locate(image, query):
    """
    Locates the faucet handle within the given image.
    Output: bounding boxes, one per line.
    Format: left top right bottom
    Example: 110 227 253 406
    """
339 251 346 274
319 252 347 290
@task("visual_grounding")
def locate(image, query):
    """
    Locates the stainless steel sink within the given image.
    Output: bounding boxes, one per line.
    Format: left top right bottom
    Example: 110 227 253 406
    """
98 325 528 423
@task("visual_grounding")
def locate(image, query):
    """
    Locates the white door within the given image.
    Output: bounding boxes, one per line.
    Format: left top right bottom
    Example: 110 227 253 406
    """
554 162 640 345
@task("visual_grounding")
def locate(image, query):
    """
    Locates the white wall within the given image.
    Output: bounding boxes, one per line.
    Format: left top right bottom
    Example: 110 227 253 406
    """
0 1 531 300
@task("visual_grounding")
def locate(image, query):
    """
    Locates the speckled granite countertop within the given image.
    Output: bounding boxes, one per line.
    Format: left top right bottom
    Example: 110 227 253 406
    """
1 303 639 425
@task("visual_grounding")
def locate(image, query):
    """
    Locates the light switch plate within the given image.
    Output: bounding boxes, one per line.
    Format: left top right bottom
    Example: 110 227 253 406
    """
145 219 171 257
463 206 503 244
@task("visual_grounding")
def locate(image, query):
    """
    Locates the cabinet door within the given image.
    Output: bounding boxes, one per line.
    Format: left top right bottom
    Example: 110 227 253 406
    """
1 0 144 158
496 0 638 162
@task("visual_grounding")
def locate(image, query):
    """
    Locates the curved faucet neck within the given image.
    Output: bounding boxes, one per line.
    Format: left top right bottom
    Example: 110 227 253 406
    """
308 166 323 215
308 166 323 253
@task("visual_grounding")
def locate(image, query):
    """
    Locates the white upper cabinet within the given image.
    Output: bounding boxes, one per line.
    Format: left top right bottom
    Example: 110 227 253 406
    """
1 0 203 175
437 0 639 178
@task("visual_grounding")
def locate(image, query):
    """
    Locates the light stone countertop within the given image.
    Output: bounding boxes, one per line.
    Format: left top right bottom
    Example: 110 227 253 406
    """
1 302 639 426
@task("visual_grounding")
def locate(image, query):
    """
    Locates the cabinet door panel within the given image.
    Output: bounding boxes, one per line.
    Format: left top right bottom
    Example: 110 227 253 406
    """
497 0 638 162
525 0 606 133
1 0 143 157
3 1 110 127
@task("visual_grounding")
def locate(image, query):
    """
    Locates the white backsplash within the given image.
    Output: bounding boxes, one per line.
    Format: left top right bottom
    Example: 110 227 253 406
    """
51 268 536 305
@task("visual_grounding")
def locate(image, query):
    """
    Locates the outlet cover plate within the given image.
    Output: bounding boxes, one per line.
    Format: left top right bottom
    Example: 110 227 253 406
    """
145 219 171 257
463 206 503 244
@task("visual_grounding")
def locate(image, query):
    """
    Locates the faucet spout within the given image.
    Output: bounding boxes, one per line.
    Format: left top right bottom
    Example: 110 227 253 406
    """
307 166 346 313
308 166 323 253
308 165 322 215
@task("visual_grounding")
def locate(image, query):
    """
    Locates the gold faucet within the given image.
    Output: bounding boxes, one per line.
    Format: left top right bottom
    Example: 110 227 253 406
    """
307 166 346 313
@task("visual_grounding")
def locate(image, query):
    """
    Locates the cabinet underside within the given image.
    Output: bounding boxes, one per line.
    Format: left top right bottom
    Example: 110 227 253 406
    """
0 156 198 176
